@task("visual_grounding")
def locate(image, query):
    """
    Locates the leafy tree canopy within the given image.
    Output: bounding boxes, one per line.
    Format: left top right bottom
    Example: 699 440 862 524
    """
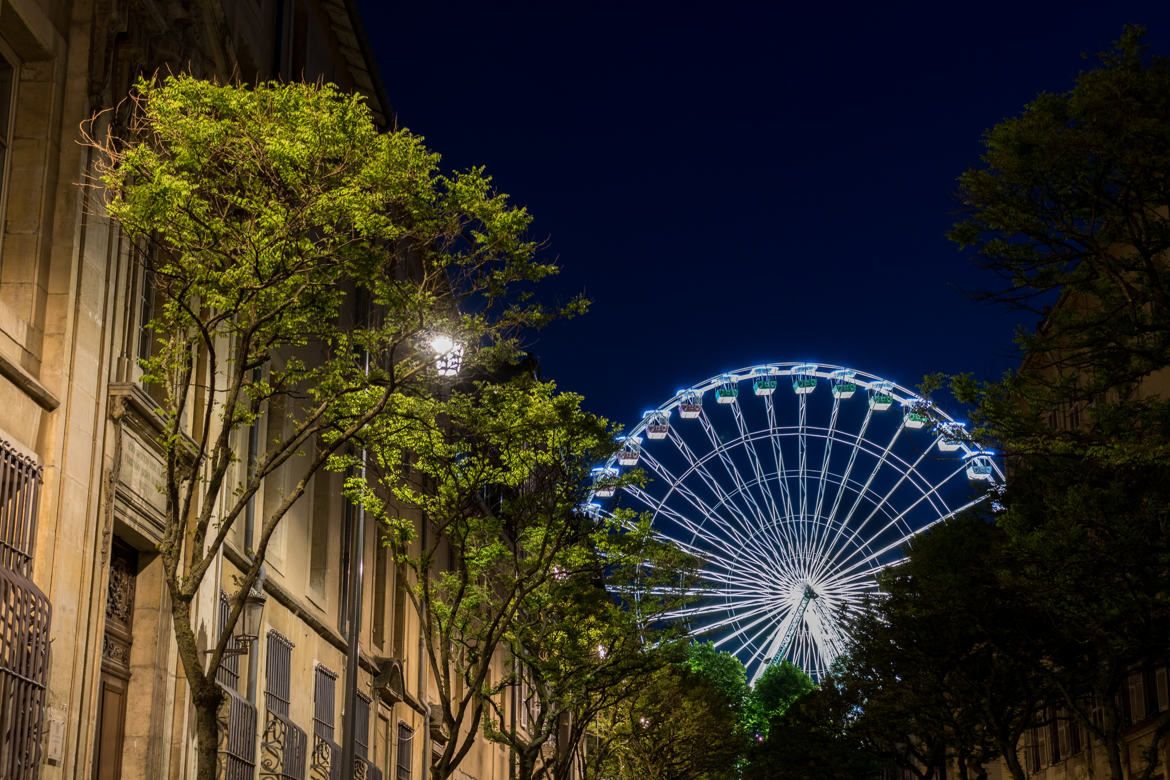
951 25 1170 396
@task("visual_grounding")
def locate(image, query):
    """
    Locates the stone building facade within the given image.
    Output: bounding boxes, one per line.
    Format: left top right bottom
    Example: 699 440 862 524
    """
0 1 513 778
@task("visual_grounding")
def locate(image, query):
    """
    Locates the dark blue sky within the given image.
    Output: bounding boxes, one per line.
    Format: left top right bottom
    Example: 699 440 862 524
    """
355 1 1170 428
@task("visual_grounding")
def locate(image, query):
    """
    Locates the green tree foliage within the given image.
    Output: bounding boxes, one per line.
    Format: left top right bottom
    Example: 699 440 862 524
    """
88 75 571 780
743 679 885 780
996 455 1170 779
597 642 750 780
742 661 814 740
483 507 696 780
350 378 679 780
839 516 1048 780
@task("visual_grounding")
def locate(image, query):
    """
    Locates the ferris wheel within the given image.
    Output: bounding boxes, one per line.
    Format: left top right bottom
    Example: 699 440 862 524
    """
588 362 1002 684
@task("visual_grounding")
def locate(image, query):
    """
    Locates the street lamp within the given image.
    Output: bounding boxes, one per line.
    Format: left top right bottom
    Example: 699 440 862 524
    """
234 584 268 651
209 572 267 658
430 333 464 377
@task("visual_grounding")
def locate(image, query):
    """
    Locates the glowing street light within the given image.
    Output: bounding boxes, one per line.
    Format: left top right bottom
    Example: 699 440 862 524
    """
431 333 464 377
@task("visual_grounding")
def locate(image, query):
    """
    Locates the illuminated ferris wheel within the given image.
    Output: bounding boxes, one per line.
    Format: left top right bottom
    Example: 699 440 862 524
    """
588 362 1003 684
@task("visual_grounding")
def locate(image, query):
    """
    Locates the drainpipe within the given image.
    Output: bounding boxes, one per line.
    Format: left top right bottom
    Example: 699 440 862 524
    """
245 388 260 705
341 344 370 775
419 514 430 780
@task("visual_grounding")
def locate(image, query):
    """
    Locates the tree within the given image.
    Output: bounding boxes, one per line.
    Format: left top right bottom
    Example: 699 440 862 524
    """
350 379 644 779
89 75 569 780
948 26 1170 780
482 507 696 780
951 25 1170 398
995 455 1170 780
743 679 886 780
597 642 749 780
835 515 1047 780
742 661 814 741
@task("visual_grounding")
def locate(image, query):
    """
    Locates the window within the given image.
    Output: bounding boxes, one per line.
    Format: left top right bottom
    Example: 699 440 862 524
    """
135 265 156 366
311 665 340 777
395 723 413 780
260 631 308 780
0 438 41 575
264 630 293 716
338 495 354 633
355 692 372 759
1129 670 1147 723
313 665 337 740
308 475 332 599
216 592 257 778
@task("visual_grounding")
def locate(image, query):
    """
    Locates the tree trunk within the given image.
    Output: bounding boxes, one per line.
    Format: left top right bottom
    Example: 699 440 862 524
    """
1103 707 1126 780
193 682 224 780
517 749 538 780
1001 749 1028 780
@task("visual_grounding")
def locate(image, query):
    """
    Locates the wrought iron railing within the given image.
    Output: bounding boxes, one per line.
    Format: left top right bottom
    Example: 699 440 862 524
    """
217 682 258 780
310 730 342 780
261 708 308 780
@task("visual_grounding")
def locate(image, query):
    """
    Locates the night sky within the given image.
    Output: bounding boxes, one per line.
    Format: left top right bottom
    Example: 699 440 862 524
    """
354 1 1170 429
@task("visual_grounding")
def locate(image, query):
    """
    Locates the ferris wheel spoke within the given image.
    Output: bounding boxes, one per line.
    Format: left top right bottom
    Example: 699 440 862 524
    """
811 437 938 581
730 402 785 535
645 454 798 580
701 603 787 653
815 459 969 582
829 490 992 583
822 406 874 536
729 602 790 664
808 423 904 582
805 600 845 666
660 429 766 542
664 593 778 622
763 395 796 522
844 439 938 541
809 396 843 561
696 406 773 532
630 457 759 553
635 502 782 581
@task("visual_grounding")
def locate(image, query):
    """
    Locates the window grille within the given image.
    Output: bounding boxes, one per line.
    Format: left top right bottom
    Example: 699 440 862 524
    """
0 438 49 780
311 665 341 780
352 692 382 780
0 438 41 575
261 630 306 780
215 591 256 779
215 591 241 690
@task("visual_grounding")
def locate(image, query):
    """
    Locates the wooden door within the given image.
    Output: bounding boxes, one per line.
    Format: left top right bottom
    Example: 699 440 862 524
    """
92 540 137 780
